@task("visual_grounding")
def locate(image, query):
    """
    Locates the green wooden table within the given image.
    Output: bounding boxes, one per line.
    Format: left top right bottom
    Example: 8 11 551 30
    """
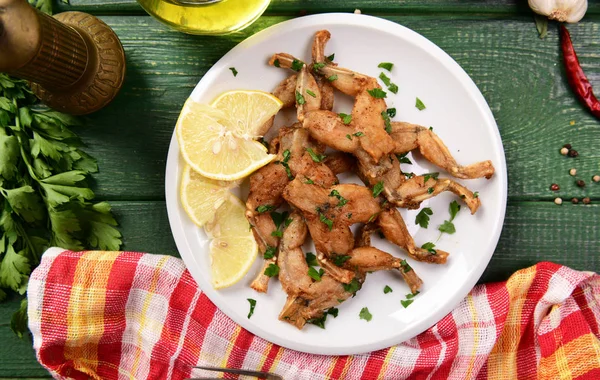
2 0 600 377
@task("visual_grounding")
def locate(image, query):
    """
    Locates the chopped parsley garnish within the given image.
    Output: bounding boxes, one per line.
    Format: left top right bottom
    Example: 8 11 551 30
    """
386 108 397 118
421 242 437 255
359 307 373 321
333 254 352 267
429 126 433 131
353 131 364 137
367 213 378 223
415 207 433 228
291 59 304 72
307 315 327 329
295 90 305 105
328 74 338 82
327 53 335 61
263 246 276 260
346 213 353 219
415 97 426 111
401 299 414 308
273 59 281 67
343 278 361 294
473 191 479 198
400 259 412 273
329 189 348 207
403 172 415 179
270 211 289 229
318 212 333 231
328 308 339 318
338 113 352 125
346 134 352 140
282 149 291 163
367 88 387 99
256 204 275 213
438 201 461 235
388 83 399 94
229 67 238 77
406 291 420 299
384 285 393 294
305 252 319 266
372 181 385 197
304 177 315 185
396 152 412 165
247 299 256 318
271 230 283 237
379 72 391 86
381 110 392 133
423 172 439 183
264 263 280 277
427 187 434 194
306 89 316 98
378 62 394 71
308 267 324 282
313 62 325 71
306 147 326 163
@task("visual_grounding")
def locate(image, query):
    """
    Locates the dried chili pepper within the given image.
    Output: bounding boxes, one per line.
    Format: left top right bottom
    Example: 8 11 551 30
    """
559 24 600 119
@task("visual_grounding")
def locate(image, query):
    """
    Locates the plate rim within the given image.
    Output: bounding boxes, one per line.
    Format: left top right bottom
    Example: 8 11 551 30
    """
165 12 508 355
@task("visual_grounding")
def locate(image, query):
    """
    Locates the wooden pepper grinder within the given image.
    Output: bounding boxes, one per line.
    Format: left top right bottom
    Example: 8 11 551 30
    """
0 0 126 115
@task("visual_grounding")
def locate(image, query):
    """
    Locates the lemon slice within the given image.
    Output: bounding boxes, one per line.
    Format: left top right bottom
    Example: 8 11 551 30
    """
176 92 282 181
205 196 257 289
180 165 238 227
212 90 283 138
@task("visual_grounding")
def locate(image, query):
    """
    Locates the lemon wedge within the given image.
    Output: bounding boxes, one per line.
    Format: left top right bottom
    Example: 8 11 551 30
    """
180 165 238 227
205 196 257 289
176 91 282 181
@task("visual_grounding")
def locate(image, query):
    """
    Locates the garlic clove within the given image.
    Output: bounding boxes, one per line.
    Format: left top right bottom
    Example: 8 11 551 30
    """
528 0 588 23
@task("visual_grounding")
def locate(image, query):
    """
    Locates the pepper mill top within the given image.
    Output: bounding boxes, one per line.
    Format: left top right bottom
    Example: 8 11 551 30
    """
0 0 126 115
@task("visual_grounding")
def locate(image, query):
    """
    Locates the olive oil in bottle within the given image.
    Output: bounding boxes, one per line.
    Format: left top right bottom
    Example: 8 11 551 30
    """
137 0 271 35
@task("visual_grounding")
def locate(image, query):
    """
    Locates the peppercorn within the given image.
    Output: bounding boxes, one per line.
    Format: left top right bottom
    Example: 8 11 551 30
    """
554 197 563 205
593 175 600 183
576 179 585 188
572 198 579 204
563 143 572 149
568 149 579 157
569 168 577 176
550 183 560 191
583 197 591 204
560 147 569 155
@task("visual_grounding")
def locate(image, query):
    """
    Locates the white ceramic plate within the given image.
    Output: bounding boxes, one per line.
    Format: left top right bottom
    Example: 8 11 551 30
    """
165 13 507 355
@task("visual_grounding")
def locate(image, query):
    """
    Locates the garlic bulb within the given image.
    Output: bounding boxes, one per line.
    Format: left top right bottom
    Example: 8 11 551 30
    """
528 0 587 23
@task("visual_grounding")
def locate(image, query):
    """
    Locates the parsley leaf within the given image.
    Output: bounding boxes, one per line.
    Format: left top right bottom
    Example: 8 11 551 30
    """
329 189 348 207
421 242 437 254
255 204 274 213
346 134 352 140
343 278 361 294
332 254 352 267
307 314 327 329
306 148 326 163
388 83 399 94
328 307 339 318
328 74 338 82
381 111 392 134
353 132 364 137
415 97 426 111
271 230 283 237
372 181 384 197
359 307 372 321
401 299 414 308
273 59 281 67
449 201 461 220
438 220 456 234
427 187 434 194
338 113 352 125
406 291 420 299
264 263 280 277
295 90 305 105
415 207 433 228
423 172 439 183
379 72 391 86
263 246 276 259
400 259 412 273
229 67 238 77
304 177 314 185
396 153 412 165
386 108 397 118
384 285 393 294
318 212 333 231
474 191 479 198
313 62 325 71
305 252 319 267
326 53 335 61
247 299 256 318
270 211 289 229
308 267 322 282
378 62 394 71
367 88 387 99
306 89 316 98
291 59 304 72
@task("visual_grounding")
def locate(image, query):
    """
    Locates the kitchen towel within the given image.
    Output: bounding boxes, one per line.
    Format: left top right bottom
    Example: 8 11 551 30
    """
28 248 600 379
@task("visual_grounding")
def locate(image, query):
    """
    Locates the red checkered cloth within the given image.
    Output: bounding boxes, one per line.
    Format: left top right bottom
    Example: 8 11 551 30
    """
28 248 600 379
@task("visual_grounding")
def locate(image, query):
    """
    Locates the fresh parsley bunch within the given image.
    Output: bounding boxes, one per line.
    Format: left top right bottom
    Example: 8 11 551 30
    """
0 73 121 336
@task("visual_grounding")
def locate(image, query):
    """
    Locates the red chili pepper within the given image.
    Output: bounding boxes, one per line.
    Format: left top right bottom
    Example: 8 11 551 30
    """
559 24 600 119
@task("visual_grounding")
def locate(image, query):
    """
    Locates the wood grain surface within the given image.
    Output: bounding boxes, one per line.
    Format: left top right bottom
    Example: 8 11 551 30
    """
1 0 599 376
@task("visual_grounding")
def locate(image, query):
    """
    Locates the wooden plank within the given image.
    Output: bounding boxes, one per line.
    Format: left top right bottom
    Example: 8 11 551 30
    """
0 199 598 375
55 0 600 16
67 15 600 201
